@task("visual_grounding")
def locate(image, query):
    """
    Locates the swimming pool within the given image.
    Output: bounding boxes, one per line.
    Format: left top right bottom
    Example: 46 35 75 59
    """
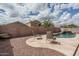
56 32 76 38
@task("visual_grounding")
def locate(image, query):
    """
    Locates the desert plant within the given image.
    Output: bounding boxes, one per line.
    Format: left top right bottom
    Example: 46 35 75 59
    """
42 19 55 40
42 19 54 30
61 24 78 28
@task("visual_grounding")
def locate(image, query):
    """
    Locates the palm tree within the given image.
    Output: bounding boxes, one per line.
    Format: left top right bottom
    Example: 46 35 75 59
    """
42 19 54 30
42 19 54 40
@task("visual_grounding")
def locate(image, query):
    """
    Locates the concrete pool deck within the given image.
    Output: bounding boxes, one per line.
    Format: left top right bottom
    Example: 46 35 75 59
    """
10 36 64 56
26 34 79 56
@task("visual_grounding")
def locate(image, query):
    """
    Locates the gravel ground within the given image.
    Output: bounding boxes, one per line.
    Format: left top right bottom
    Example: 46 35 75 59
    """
0 36 65 56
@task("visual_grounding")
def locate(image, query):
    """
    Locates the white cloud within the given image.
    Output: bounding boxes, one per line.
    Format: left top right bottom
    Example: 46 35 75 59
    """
69 4 79 9
0 3 79 26
58 11 71 25
71 13 79 25
60 4 70 9
59 11 71 20
72 13 79 19
38 9 50 18
54 4 61 10
50 9 62 18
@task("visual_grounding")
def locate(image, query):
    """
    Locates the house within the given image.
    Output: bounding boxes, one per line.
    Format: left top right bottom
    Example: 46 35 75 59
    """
26 20 46 35
0 22 33 37
26 20 61 35
26 20 41 27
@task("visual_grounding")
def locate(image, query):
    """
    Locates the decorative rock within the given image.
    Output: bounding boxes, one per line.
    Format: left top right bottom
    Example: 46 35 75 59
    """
50 41 61 45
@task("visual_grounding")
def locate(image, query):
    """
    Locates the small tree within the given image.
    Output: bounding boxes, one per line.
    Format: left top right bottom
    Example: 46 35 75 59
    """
62 24 78 28
68 24 78 28
42 19 55 40
42 19 54 30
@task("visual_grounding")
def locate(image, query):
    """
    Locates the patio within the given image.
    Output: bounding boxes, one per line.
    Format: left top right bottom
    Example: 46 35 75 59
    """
26 35 79 56
9 36 64 56
0 34 79 56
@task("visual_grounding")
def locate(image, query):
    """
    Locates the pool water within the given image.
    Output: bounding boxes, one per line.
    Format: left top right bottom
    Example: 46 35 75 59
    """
57 32 76 38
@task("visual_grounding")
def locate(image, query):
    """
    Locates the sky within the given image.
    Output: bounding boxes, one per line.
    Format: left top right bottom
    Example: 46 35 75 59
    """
0 3 79 26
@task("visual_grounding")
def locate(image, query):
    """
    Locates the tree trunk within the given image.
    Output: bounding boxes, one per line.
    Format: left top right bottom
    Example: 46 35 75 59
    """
46 31 53 39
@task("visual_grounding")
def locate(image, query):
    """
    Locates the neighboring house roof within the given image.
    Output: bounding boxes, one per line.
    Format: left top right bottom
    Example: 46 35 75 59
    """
0 21 33 37
26 20 41 27
30 20 41 24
